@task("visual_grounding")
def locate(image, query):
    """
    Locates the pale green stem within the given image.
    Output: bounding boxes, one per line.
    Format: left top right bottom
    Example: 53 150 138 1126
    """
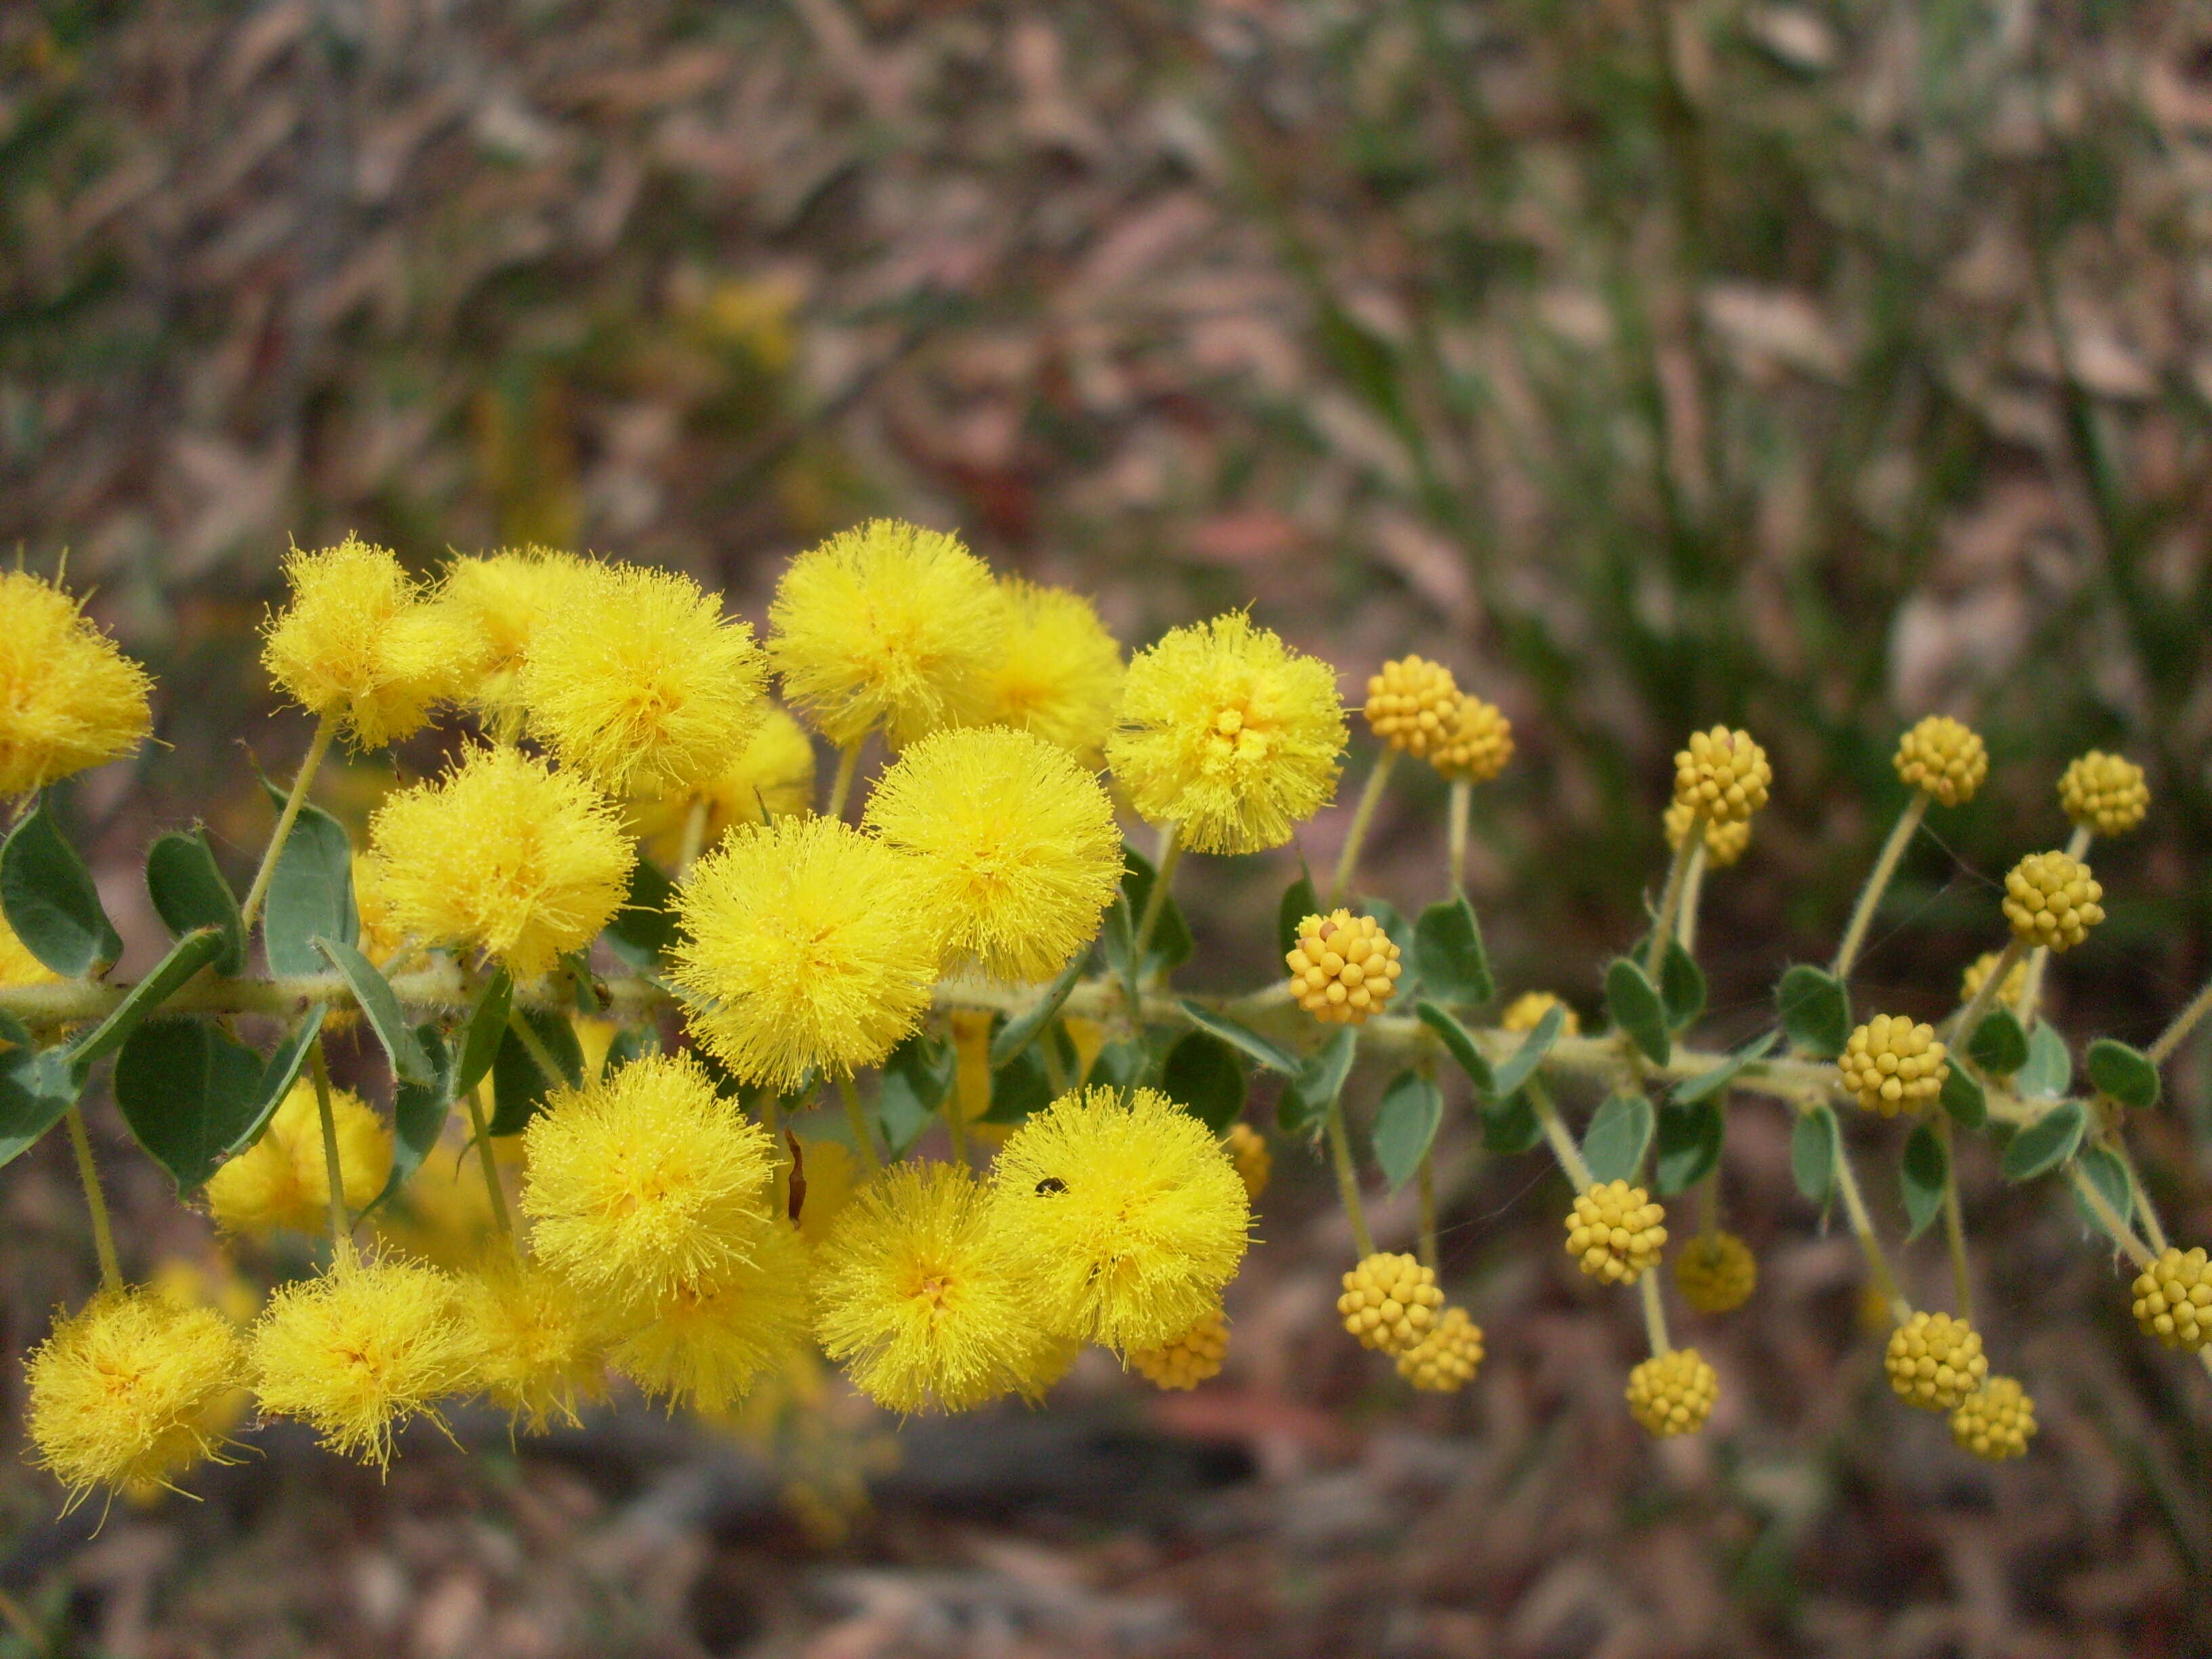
2106 1134 2169 1254
309 1040 354 1263
837 1072 881 1174
239 714 336 930
2148 971 2212 1068
2070 1161 2155 1270
1329 749 1398 907
1639 1271 1672 1357
1131 822 1184 968
1040 1029 1069 1097
674 793 712 876
1324 1092 1375 1258
1951 938 2027 1073
1446 779 1471 895
1643 813 1702 979
462 1088 514 1244
1934 1115 1971 1322
825 739 864 822
1831 792 1929 982
1676 843 1708 958
1828 1121 1910 1324
1416 1151 1439 1272
64 1107 122 1293
1527 1076 1595 1190
504 1011 570 1096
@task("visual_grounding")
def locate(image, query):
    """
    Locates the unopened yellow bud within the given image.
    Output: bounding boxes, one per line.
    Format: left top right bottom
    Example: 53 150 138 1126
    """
1364 656 1460 757
1224 1123 1271 1201
1838 1015 1948 1118
1625 1348 1719 1437
1664 798 1750 868
1671 726 1771 825
1673 1231 1757 1314
2002 851 2104 952
1884 1311 1986 1411
1500 991 1578 1036
1431 693 1513 784
1338 1252 1443 1354
1286 909 1404 1025
1395 1305 1483 1392
1130 1308 1229 1391
1950 1376 2035 1460
2057 751 2148 838
1893 716 1988 808
2131 1246 2210 1352
1564 1181 1667 1286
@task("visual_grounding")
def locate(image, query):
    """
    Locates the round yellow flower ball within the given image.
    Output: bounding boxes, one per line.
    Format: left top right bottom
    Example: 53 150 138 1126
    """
1364 656 1459 757
1286 909 1404 1025
1837 1015 1948 1118
2001 851 2104 952
1564 1181 1668 1286
1893 715 1988 808
1672 726 1771 825
1884 1311 1987 1411
1130 1307 1230 1391
1626 1348 1719 1437
0 570 154 798
2057 751 2149 838
1338 1251 1444 1355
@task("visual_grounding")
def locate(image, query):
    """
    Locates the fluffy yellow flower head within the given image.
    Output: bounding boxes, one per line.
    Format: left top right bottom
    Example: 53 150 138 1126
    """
2057 750 2150 839
2001 850 2104 952
1626 1348 1720 1437
521 1052 777 1312
864 725 1122 983
434 547 596 737
607 1214 813 1412
367 745 633 980
1950 1376 2036 1461
457 1256 608 1431
205 1080 393 1237
1501 991 1579 1036
1106 613 1346 855
262 537 470 748
1673 1230 1757 1315
977 579 1124 764
1664 797 1751 869
1130 1307 1229 1391
1671 726 1771 825
1431 693 1513 785
249 1254 483 1467
521 562 768 796
1 910 60 987
630 704 817 865
987 1087 1252 1353
0 570 154 798
25 1288 245 1504
670 815 939 1089
816 1161 1073 1413
1894 715 1988 808
769 518 1005 750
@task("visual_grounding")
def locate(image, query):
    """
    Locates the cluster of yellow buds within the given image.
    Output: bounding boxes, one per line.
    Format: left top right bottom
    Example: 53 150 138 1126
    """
1500 991 1578 1036
1950 1376 2036 1461
1893 714 1988 807
1431 694 1514 784
1130 1309 1229 1391
1364 656 1460 758
1395 1306 1484 1392
1885 1312 1988 1411
1338 1252 1444 1353
1673 1231 1757 1314
1663 798 1750 868
2002 850 2104 951
1837 1016 1948 1117
1672 726 1771 824
1625 1349 1720 1437
1563 1181 1668 1286
1224 1123 1272 1201
1286 909 1404 1025
1959 949 2028 1011
2131 1247 2210 1351
2058 751 2149 838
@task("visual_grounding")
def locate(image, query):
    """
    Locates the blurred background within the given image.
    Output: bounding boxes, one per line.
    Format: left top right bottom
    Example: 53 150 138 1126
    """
5 0 2212 1653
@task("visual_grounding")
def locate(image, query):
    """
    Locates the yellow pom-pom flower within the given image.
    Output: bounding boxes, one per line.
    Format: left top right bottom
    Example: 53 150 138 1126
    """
1564 1181 1668 1286
520 1052 777 1313
1225 1122 1271 1201
976 579 1124 765
249 1254 483 1467
205 1079 393 1237
1838 1015 1948 1118
670 815 939 1090
630 704 817 865
433 547 595 738
1130 1307 1229 1391
457 1256 608 1432
864 725 1122 983
1106 613 1346 856
2130 1246 2210 1351
987 1086 1252 1353
2057 751 2149 838
1364 656 1459 757
1884 1311 1987 1411
1337 1251 1444 1354
262 537 470 748
769 518 1005 750
25 1288 245 1504
367 744 634 981
1 910 60 987
607 1214 813 1413
1501 991 1579 1036
1673 1231 1757 1314
1960 949 2027 1012
2001 850 2104 952
1893 715 1988 808
1431 693 1513 785
1663 798 1750 869
1950 1376 2035 1460
1625 1348 1720 1437
1671 726 1771 825
815 1161 1072 1413
0 569 154 798
1286 909 1404 1025
1396 1305 1483 1392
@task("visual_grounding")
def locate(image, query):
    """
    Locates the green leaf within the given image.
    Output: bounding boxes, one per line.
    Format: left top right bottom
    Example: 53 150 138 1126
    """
1162 1031 1247 1134
2001 1100 2086 1183
991 950 1091 1068
2085 1038 2160 1111
1791 1104 1839 1206
563 950 604 1015
229 1010 327 1158
1087 1040 1148 1093
1372 1071 1443 1193
1940 1065 1986 1130
0 1044 79 1168
2072 1143 2134 1235
1900 1122 1947 1240
1776 965 1849 1059
1481 1090 1545 1155
114 1019 266 1191
1492 1003 1565 1099
1415 1000 1494 1094
488 1009 581 1135
1277 869 1320 962
145 828 244 976
1581 1091 1654 1184
1604 960 1671 1065
1174 1000 1301 1076
64 928 226 1068
1658 941 1705 1032
314 937 434 1086
1117 844 1193 979
1653 1095 1723 1195
1673 1055 1746 1106
605 857 676 970
1365 899 1417 993
368 1026 453 1218
453 970 514 1100
1277 1027 1357 1134
1 795 122 978
262 798 356 975
2017 1022 2071 1101
983 1038 1053 1126
878 1031 955 1154
1412 896 1494 1007
1967 1008 2028 1077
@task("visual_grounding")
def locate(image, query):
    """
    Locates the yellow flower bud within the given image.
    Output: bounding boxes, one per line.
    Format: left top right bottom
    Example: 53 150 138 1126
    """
1950 1376 2035 1460
1500 991 1579 1036
1893 715 1988 808
1671 726 1771 825
2001 851 2104 952
1673 1231 1757 1314
1884 1311 1987 1411
2130 1246 2211 1352
1364 656 1460 757
1130 1308 1229 1391
1625 1348 1719 1437
1395 1305 1483 1392
1564 1181 1667 1286
1838 1015 1948 1118
1224 1123 1272 1201
2057 751 2148 838
1338 1252 1443 1354
1286 909 1404 1025
1431 693 1513 785
1664 798 1750 868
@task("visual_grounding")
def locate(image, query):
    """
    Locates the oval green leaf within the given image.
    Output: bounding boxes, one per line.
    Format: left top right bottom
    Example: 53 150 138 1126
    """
1777 964 1850 1059
146 828 245 976
1791 1103 1839 1206
1658 941 1706 1032
1277 1027 1357 1135
1492 1002 1565 1099
365 1026 453 1218
1654 1094 1723 1195
1413 896 1494 1008
2001 1100 2086 1183
114 1018 267 1191
488 1008 583 1135
1899 1121 1947 1240
1582 1090 1654 1185
1939 1065 1986 1130
1415 1000 1494 1095
1 795 123 979
1605 959 1671 1066
1162 1029 1248 1135
1967 1008 2029 1077
1372 1071 1443 1193
0 1045 79 1168
262 800 356 975
2085 1038 2160 1112
1175 1000 1301 1076
314 936 434 1085
2017 1022 2071 1101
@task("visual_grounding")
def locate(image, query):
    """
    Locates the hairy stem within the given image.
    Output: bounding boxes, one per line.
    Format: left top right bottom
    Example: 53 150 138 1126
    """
1951 937 2026 1072
309 1039 354 1263
1936 1114 1971 1322
2148 971 2212 1068
825 739 864 822
1329 749 1398 907
1831 792 1928 982
1830 1124 1910 1325
1639 1271 1672 1357
1676 843 1708 958
2106 1134 2169 1254
1527 1076 1595 1189
1416 1150 1439 1271
239 714 335 930
1131 822 1183 968
2070 1160 2155 1270
463 1088 514 1244
1446 779 1471 895
837 1071 881 1174
1324 1092 1375 1258
64 1107 122 1293
1643 813 1702 979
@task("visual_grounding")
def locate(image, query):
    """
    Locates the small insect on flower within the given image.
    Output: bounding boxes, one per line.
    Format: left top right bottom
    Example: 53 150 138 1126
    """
521 562 769 797
367 744 633 981
262 537 472 749
1626 1348 1719 1437
1286 909 1404 1024
1884 1311 1987 1412
670 815 940 1091
815 1161 1073 1414
1672 726 1771 825
976 579 1125 766
1130 1307 1229 1391
1364 656 1459 758
1107 613 1347 855
521 1052 778 1315
1893 715 1988 808
1431 693 1513 785
769 518 1006 750
864 725 1123 983
457 1256 609 1433
1838 1015 1948 1118
987 1087 1252 1353
2057 751 2150 839
2002 851 2104 952
249 1254 483 1469
25 1288 246 1505
1338 1251 1444 1355
1663 798 1750 869
433 547 598 739
1396 1306 1483 1393
0 569 154 798
607 1214 814 1414
205 1078 393 1238
630 704 817 865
